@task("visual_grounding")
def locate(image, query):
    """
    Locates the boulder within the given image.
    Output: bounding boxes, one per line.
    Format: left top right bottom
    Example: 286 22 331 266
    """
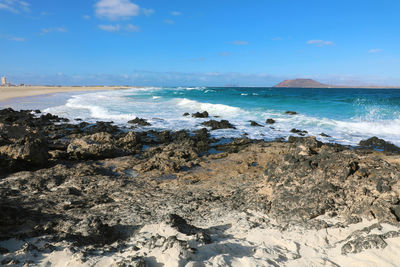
359 137 400 153
290 128 308 136
128 117 151 126
266 119 276 124
0 138 49 175
249 121 263 127
192 111 209 118
67 137 125 160
201 120 235 130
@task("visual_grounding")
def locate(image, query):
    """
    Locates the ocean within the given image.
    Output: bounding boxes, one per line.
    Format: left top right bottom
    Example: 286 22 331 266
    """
5 87 400 146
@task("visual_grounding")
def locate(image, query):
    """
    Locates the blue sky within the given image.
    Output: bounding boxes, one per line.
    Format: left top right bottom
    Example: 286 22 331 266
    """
0 0 399 86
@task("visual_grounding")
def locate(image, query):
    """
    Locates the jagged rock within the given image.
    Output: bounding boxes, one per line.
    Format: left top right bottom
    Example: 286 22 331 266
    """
192 111 209 118
201 120 235 130
341 235 387 254
290 128 308 136
264 136 400 224
66 216 122 246
128 117 151 126
249 121 263 127
67 137 125 160
359 136 400 153
138 143 199 172
266 119 276 124
168 214 211 244
0 137 49 175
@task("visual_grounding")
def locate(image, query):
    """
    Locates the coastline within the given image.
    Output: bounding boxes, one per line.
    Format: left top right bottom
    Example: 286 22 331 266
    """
0 108 399 266
0 85 134 101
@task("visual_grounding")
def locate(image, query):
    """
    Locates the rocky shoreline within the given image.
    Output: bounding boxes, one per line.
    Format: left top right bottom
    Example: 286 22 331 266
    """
1 108 400 266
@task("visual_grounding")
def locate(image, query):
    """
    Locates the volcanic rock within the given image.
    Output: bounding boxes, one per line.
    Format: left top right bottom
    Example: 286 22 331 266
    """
128 117 151 126
201 120 235 130
192 111 209 118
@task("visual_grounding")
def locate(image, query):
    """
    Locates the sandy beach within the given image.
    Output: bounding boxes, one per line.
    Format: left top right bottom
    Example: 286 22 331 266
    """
0 86 133 101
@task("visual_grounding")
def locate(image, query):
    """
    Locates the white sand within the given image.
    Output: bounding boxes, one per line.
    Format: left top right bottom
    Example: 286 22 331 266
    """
0 86 133 101
1 210 399 266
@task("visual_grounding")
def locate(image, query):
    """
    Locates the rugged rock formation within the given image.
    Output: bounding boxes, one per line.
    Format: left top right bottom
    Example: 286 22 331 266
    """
192 111 209 118
201 119 235 130
0 108 400 265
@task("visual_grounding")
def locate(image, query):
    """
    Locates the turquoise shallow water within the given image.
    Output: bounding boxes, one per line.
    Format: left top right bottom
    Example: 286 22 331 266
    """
7 86 400 146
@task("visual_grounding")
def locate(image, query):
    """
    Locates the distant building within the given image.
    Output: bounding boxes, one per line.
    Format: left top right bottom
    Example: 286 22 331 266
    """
1 77 6 86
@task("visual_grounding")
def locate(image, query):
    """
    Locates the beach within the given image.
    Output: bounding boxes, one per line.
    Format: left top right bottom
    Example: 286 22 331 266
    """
0 86 132 101
0 101 400 266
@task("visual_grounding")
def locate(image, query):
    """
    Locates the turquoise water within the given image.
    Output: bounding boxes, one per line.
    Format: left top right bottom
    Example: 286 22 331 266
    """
36 86 400 146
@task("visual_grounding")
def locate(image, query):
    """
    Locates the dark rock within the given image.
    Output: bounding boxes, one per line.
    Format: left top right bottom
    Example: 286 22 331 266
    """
0 137 49 175
265 136 400 224
285 111 298 115
168 214 211 244
265 119 276 124
67 216 123 246
391 206 400 221
67 135 126 160
0 247 9 254
320 133 331 137
192 111 209 118
290 128 308 136
249 121 263 127
341 235 387 254
359 137 400 153
201 120 235 130
183 112 190 116
128 117 151 126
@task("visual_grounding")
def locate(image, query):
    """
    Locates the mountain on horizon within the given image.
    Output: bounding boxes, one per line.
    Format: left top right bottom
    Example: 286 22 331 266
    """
274 79 329 88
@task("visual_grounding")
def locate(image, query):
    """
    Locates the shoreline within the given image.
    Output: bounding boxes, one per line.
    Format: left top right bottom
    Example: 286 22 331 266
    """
0 85 135 101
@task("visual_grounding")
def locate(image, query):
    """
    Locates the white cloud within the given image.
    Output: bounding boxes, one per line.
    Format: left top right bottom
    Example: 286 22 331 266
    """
232 40 249 45
1 34 25 41
142 8 154 16
9 36 25 41
95 0 140 20
0 0 30 13
40 27 68 35
368 48 383 53
307 40 334 47
164 19 174 24
83 14 91 19
171 11 181 16
126 24 140 32
98 24 121 32
98 24 140 32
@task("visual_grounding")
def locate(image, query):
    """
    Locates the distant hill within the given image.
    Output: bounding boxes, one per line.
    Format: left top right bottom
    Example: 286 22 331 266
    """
274 79 329 88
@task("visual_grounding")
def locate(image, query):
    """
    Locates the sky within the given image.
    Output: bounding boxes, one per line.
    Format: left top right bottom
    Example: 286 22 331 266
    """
0 0 399 86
